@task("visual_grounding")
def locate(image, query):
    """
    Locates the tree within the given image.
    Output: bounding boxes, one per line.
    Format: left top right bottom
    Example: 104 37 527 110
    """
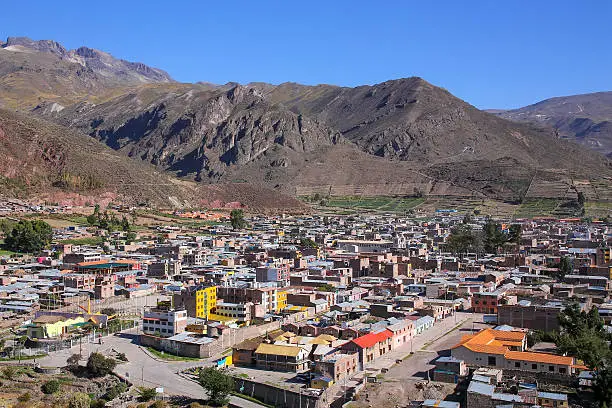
446 223 482 257
482 217 507 254
137 387 157 402
299 238 319 248
557 256 573 280
42 379 61 394
121 216 131 232
198 367 234 406
556 304 611 370
229 209 247 230
68 392 91 408
317 283 336 292
594 362 612 408
4 220 53 253
86 352 117 377
508 224 522 245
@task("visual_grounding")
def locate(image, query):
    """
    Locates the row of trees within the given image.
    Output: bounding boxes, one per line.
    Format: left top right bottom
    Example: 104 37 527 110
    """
445 216 521 256
555 304 612 406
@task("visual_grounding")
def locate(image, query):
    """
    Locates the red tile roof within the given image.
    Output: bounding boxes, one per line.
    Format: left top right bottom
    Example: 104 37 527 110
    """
350 329 393 349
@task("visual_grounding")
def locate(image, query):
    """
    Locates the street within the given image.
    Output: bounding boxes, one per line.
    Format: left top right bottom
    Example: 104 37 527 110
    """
38 311 486 407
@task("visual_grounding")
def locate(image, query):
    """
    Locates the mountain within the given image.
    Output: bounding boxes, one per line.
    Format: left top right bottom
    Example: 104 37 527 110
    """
42 78 610 201
0 108 306 211
494 91 612 157
0 36 172 110
0 36 609 204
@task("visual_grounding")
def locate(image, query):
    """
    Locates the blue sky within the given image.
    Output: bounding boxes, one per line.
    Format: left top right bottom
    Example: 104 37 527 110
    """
1 0 611 109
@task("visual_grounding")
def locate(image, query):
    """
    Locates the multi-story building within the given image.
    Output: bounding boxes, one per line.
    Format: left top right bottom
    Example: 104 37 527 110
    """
255 264 289 286
214 302 252 323
276 290 288 312
173 285 217 320
148 259 182 279
313 352 359 382
63 274 96 290
142 303 187 338
217 286 282 316
497 301 566 332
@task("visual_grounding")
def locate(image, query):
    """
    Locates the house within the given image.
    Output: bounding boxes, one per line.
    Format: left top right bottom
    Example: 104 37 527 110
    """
341 329 393 370
386 319 415 349
26 314 86 338
254 343 309 372
313 352 359 382
433 356 468 383
451 328 578 375
310 375 334 389
537 391 568 407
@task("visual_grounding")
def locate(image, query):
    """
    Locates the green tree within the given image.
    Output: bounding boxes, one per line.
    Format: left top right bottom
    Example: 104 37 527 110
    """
557 256 573 280
4 220 53 253
299 238 319 248
482 217 507 254
446 223 482 257
508 224 522 245
229 209 247 230
198 367 234 406
121 215 131 232
594 362 612 408
42 379 61 394
86 352 117 377
317 283 336 292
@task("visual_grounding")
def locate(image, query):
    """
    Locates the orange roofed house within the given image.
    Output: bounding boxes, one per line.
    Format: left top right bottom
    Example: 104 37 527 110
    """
451 328 580 375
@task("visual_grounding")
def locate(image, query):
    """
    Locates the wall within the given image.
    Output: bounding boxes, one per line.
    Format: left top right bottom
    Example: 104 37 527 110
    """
233 376 323 408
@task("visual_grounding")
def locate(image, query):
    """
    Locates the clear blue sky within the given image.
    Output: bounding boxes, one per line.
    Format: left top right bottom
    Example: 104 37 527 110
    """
1 0 611 109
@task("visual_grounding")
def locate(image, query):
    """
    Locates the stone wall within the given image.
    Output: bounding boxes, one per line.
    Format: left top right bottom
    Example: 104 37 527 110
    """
232 376 323 408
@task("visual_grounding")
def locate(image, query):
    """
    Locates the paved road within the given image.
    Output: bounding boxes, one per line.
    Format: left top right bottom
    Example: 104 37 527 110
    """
39 312 486 406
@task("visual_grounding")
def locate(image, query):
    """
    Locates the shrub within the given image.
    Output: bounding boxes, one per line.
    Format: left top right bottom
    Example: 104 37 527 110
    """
42 379 61 394
17 392 30 402
2 366 17 380
149 401 167 408
68 392 91 408
86 352 117 377
103 382 128 400
137 387 157 402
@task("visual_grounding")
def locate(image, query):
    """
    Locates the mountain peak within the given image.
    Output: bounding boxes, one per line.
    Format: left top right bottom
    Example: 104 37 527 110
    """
2 36 173 84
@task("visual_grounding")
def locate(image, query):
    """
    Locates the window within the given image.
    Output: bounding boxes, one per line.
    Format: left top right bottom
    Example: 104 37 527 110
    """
559 367 566 374
549 365 554 372
515 362 520 368
487 356 496 366
532 364 537 370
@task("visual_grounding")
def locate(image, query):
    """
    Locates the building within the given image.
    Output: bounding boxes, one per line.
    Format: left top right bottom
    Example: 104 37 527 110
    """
313 352 359 383
497 302 563 332
26 314 86 338
148 259 182 278
256 265 289 286
537 391 568 407
173 285 217 320
341 329 393 370
142 303 187 338
214 302 252 323
254 343 309 372
451 328 578 375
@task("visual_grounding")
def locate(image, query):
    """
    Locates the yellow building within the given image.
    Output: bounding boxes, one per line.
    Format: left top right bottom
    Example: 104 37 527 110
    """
27 315 86 339
276 290 288 312
195 286 217 319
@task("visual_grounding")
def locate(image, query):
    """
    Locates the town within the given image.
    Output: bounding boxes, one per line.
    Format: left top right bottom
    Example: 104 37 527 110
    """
0 203 608 408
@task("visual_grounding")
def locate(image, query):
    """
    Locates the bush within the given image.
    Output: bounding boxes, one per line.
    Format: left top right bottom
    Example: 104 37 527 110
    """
117 352 128 362
17 392 30 402
91 400 107 408
42 379 61 394
137 387 157 402
68 392 91 408
86 352 117 377
1 366 17 380
103 382 128 400
149 401 167 408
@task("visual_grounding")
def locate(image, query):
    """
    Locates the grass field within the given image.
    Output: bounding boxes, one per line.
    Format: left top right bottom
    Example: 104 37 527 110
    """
513 199 561 218
320 196 425 213
145 346 201 361
58 236 104 245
